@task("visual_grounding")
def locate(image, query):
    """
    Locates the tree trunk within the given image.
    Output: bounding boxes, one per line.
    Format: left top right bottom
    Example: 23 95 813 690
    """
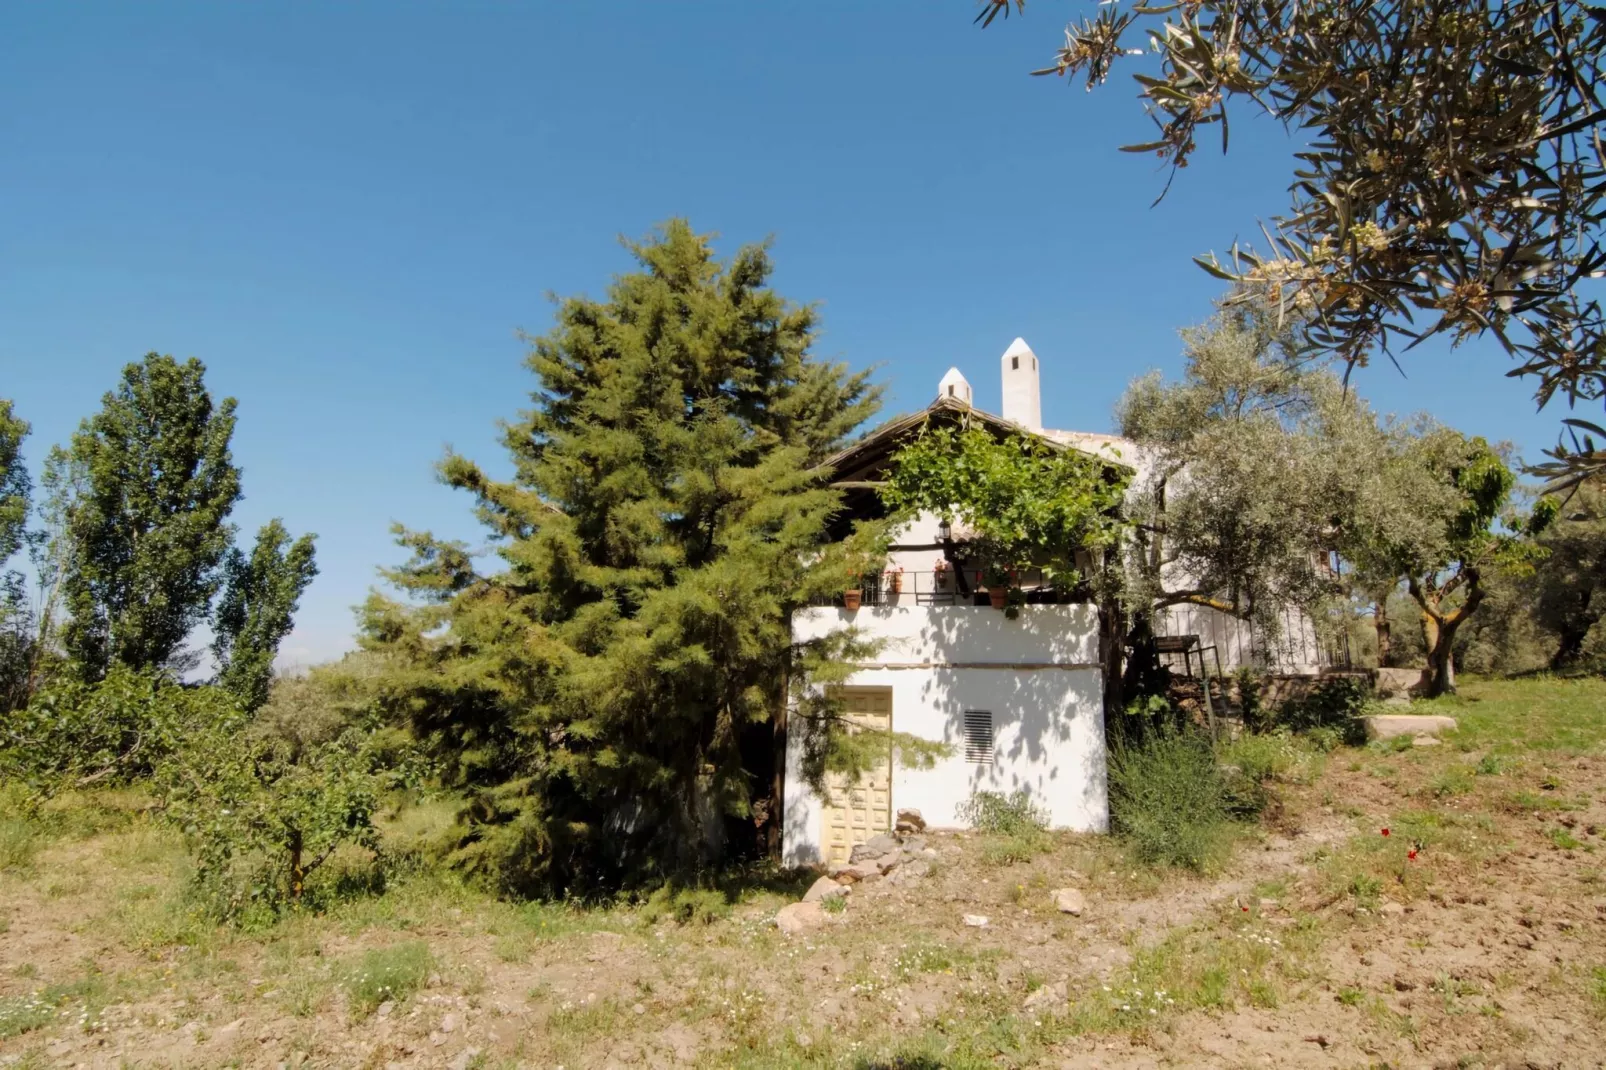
1424 620 1458 697
1373 600 1392 667
288 828 305 901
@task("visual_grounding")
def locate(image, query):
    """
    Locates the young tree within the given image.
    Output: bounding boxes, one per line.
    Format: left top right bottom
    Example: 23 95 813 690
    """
1345 429 1554 696
61 354 241 678
975 1 1606 485
361 220 882 895
214 519 319 711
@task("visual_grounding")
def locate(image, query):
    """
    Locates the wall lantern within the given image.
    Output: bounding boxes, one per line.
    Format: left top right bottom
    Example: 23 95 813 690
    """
937 519 952 543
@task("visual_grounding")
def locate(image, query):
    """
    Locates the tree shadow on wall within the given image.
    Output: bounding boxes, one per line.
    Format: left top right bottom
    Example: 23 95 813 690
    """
916 607 1107 826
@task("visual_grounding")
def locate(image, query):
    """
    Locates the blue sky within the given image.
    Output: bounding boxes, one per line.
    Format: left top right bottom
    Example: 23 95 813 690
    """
0 2 1564 666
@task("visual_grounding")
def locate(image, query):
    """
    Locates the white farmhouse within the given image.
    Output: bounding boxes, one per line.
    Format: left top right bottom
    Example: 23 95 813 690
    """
782 338 1329 868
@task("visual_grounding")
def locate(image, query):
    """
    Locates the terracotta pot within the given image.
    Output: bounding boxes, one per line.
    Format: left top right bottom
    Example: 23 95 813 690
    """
844 589 863 610
988 588 1008 609
887 573 903 595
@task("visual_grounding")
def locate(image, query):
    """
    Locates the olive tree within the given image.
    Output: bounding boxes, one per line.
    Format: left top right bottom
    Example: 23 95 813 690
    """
976 0 1606 485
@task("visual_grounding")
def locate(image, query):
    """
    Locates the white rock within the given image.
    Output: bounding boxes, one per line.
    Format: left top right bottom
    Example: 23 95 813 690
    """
776 901 827 935
448 1048 481 1070
440 1013 458 1033
802 876 850 903
1052 888 1086 916
1363 714 1458 741
1412 735 1442 747
962 914 990 928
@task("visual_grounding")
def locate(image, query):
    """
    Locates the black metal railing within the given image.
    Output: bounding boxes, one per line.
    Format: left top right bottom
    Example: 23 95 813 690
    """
813 569 1080 609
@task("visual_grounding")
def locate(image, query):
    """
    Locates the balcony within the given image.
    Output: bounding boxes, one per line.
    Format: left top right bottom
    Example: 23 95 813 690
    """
815 569 1085 609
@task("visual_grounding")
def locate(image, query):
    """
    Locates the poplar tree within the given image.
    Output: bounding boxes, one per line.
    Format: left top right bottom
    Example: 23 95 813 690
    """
62 354 241 678
0 400 32 709
363 221 881 895
214 519 319 711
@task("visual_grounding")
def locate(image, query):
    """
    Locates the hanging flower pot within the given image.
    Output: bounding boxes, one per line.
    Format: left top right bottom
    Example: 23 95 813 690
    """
988 588 1008 609
844 589 863 610
885 566 904 595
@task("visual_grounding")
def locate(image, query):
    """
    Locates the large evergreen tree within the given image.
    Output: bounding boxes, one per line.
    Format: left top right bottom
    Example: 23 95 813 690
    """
363 221 881 895
214 519 319 711
62 354 242 678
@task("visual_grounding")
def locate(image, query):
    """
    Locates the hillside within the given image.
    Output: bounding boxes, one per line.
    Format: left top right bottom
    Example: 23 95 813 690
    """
3 676 1604 1069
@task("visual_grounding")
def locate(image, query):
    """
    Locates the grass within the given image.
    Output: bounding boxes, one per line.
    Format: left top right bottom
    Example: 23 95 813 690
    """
3 674 1604 1068
336 941 434 1018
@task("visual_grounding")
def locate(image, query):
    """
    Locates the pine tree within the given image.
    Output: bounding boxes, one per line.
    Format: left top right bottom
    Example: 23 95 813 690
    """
362 221 881 895
62 354 241 678
214 519 319 711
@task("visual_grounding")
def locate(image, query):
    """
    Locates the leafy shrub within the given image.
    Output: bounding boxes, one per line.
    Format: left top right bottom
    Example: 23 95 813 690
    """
338 942 434 1018
956 789 1049 836
1108 728 1233 871
159 717 399 924
958 789 1052 863
0 668 239 795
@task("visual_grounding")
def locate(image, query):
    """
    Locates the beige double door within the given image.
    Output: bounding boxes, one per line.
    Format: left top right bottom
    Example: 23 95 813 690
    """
821 686 893 867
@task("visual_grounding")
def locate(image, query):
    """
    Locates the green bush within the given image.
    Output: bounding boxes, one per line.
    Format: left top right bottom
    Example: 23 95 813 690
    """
956 789 1049 836
1108 728 1233 871
0 667 239 795
159 718 397 925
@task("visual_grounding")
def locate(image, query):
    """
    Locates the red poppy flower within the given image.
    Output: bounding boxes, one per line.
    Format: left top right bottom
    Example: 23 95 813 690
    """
1407 847 1418 860
1381 828 1390 837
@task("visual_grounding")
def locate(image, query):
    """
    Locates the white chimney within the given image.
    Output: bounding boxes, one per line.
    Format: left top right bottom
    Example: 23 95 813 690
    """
938 367 973 405
1000 337 1041 431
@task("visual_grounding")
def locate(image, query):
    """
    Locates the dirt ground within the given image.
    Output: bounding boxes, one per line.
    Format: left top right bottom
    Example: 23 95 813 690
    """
2 677 1605 1069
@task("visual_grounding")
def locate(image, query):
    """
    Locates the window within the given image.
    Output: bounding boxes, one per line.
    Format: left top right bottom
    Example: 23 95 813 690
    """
947 385 955 396
964 711 994 765
1011 355 1019 370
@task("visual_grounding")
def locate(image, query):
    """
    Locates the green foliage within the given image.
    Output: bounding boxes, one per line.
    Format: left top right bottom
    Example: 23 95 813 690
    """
337 942 434 1018
1531 483 1606 668
883 423 1127 582
214 518 319 711
1346 428 1540 695
955 789 1049 837
992 1 1606 486
0 667 240 795
1117 309 1370 636
359 220 882 896
0 400 33 713
1277 677 1369 744
1107 727 1233 871
61 354 242 677
0 399 28 567
158 705 399 924
1234 668 1268 733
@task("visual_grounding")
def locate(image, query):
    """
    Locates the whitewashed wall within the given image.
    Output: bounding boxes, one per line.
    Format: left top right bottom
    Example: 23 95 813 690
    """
783 604 1107 868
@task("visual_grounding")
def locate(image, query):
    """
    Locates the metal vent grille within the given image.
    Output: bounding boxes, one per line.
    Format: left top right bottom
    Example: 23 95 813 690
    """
964 711 994 765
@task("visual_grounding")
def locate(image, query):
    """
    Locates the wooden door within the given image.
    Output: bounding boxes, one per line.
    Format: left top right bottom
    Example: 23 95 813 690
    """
821 687 893 867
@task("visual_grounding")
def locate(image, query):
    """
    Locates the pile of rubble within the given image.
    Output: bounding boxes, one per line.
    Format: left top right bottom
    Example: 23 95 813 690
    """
826 809 938 888
774 809 938 935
